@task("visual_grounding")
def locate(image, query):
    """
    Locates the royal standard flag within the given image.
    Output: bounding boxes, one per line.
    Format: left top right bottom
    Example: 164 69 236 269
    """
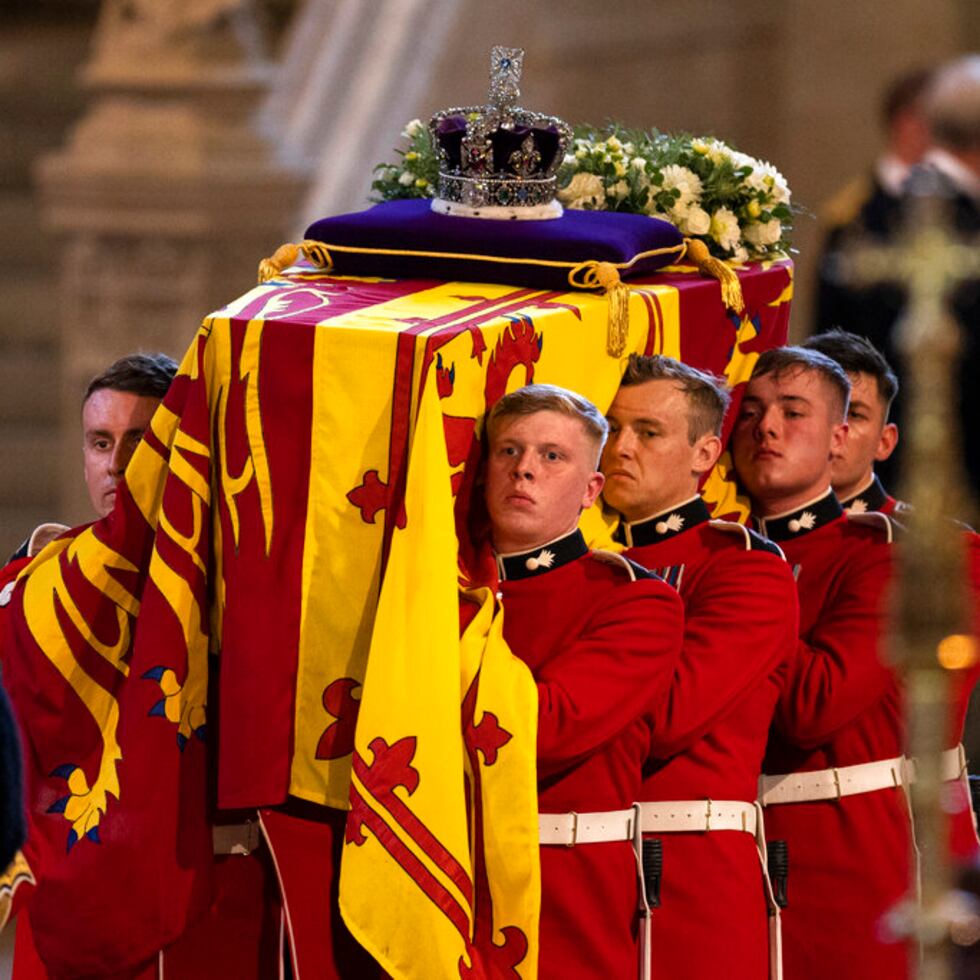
340 377 541 978
0 256 792 976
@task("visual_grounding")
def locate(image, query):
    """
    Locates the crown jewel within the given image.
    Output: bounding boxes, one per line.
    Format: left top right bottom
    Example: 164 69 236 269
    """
429 46 572 220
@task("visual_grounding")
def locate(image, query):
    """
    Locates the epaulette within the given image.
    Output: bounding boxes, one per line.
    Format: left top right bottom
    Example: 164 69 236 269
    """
846 510 898 543
708 519 786 559
590 549 659 582
820 174 873 231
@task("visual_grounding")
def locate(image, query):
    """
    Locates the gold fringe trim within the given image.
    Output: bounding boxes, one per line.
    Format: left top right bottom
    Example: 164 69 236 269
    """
683 238 745 314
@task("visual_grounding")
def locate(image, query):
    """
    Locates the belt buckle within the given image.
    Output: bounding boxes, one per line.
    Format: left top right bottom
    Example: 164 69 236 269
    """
566 811 579 847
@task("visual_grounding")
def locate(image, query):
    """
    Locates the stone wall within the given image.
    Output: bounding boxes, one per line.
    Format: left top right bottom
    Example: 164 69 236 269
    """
1 0 977 549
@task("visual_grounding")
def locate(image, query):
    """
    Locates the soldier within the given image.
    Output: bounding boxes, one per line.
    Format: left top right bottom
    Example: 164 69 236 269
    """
481 384 684 979
802 329 980 861
731 346 911 980
3 353 282 980
801 329 904 515
601 355 798 980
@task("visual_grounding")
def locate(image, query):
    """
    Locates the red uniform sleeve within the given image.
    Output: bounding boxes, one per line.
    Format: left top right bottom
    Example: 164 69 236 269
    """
776 538 895 748
534 578 683 775
648 549 799 758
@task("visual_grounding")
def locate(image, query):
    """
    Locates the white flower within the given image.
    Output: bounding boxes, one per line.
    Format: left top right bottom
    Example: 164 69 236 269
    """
398 170 415 186
606 135 623 152
575 147 588 160
629 156 647 172
744 219 782 247
402 118 423 139
563 153 578 166
709 207 741 252
608 179 630 201
733 246 749 262
558 171 607 210
759 161 790 204
622 141 635 155
660 165 703 207
706 139 732 165
730 149 757 173
672 203 711 236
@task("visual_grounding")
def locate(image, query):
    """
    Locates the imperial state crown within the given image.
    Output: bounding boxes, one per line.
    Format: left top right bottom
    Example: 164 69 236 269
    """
429 46 572 219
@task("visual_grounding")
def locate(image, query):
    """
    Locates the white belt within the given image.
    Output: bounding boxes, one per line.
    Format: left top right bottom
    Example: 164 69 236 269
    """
941 743 968 782
759 755 906 806
638 799 758 835
538 808 635 846
904 743 969 784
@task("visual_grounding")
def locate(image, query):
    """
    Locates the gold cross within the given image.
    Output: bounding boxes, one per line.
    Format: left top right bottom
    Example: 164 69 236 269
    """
841 176 980 973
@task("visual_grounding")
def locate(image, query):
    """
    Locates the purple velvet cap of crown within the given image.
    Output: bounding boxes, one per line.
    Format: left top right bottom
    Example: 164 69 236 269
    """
434 116 562 176
303 199 684 290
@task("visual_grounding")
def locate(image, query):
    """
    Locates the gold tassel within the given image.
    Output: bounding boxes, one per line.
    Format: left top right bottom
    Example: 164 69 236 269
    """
683 238 745 314
256 240 333 284
570 260 630 356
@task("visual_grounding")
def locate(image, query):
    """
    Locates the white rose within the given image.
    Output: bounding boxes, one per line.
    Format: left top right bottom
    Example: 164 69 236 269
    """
402 118 423 139
558 171 607 210
398 170 415 186
563 153 578 166
660 165 703 207
744 219 782 247
733 246 749 263
629 156 647 172
673 204 711 236
709 207 741 252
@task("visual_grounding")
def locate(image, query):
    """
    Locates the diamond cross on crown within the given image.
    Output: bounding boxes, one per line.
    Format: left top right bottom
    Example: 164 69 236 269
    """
489 46 524 109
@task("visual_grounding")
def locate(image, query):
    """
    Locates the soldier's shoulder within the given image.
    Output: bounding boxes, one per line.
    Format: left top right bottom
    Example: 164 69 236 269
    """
844 509 901 543
588 549 660 582
707 519 786 558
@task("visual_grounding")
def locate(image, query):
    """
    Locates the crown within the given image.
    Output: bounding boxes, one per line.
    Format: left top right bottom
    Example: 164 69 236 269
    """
429 47 573 220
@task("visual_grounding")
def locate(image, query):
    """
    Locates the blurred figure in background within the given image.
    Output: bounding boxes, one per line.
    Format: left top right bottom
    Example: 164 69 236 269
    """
811 68 932 491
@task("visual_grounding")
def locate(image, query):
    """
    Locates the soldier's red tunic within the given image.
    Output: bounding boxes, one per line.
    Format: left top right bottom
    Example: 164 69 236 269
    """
756 490 911 980
842 477 980 860
495 529 684 980
620 495 798 980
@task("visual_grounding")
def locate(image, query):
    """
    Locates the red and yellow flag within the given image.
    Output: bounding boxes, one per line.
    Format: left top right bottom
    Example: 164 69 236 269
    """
0 258 791 976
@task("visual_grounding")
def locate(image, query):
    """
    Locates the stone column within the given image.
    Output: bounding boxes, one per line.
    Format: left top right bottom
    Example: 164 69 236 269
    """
36 0 307 524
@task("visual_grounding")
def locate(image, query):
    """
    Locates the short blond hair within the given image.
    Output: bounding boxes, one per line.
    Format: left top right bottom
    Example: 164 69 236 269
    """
486 384 609 454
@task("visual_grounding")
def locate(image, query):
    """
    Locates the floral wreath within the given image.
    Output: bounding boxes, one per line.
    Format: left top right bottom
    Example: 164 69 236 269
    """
372 121 794 262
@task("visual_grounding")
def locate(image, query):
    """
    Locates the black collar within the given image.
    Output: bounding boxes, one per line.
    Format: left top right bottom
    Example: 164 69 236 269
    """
615 495 710 548
839 474 889 514
494 529 589 582
753 489 842 542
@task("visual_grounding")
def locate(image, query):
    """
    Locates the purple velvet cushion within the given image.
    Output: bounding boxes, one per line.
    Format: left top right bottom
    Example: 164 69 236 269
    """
303 199 684 290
